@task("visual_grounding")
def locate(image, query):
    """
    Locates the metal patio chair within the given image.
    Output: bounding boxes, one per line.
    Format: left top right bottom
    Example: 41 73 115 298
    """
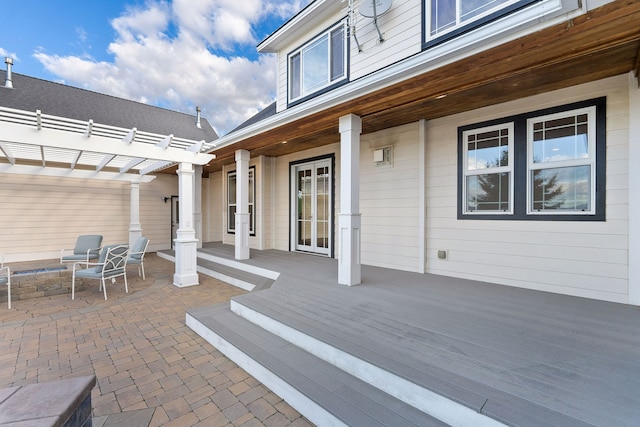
127 237 150 280
71 244 129 300
0 254 10 309
60 235 103 267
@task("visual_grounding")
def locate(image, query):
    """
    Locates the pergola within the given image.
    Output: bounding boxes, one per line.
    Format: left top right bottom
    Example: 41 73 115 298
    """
0 105 215 287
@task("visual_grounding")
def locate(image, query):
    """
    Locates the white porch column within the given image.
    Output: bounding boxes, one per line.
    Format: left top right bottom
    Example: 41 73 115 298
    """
128 181 143 248
173 162 199 287
235 149 250 260
194 165 203 249
629 72 640 305
338 114 362 286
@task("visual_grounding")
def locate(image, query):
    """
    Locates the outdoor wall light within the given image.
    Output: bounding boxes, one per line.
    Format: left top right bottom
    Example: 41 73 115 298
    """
162 196 170 203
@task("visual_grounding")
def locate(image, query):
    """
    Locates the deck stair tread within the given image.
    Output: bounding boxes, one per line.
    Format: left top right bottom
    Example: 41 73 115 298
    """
196 257 274 291
187 304 448 427
180 246 640 427
230 291 599 427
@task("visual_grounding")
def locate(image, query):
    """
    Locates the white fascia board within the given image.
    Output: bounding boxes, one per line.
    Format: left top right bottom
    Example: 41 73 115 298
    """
0 163 156 183
219 0 582 151
257 0 345 53
0 120 214 165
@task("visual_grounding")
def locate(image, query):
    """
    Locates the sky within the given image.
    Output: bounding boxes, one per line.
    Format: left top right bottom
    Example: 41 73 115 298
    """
0 0 313 136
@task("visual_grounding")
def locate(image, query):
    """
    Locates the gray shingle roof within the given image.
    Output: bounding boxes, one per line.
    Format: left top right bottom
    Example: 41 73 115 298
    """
0 70 218 142
228 101 276 134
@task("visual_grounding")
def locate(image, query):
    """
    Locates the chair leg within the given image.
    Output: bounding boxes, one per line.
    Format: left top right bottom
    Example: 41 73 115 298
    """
124 273 129 294
71 273 76 300
102 278 108 300
7 282 10 309
141 261 145 281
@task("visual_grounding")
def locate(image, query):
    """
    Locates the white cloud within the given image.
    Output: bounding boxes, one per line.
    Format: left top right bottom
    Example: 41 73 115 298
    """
32 0 311 136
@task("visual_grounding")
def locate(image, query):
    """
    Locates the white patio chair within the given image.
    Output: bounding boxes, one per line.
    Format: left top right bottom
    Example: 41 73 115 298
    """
0 254 10 309
71 244 129 300
61 235 103 267
127 237 150 280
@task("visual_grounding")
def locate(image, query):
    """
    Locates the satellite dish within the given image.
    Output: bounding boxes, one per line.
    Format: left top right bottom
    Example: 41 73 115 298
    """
359 0 393 18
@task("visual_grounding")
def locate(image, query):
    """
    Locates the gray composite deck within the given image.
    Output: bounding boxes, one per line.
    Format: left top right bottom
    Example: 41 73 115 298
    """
178 243 640 426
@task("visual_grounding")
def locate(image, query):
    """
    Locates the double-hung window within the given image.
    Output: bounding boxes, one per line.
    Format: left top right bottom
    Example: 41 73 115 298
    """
527 107 596 214
463 124 514 213
458 98 605 221
288 21 347 103
227 167 255 235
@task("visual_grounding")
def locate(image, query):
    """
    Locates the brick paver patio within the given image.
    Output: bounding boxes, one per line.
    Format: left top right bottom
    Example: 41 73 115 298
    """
0 254 312 427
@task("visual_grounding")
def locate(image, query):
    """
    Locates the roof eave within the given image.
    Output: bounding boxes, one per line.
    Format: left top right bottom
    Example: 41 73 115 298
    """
257 0 345 53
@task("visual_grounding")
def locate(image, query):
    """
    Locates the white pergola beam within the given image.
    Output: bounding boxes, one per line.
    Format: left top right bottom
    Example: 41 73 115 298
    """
97 154 116 172
0 163 155 182
1 120 213 165
123 127 137 144
40 146 46 167
156 134 173 149
140 161 171 175
187 140 204 153
0 142 16 164
120 157 145 174
71 151 83 169
36 109 42 130
84 120 93 137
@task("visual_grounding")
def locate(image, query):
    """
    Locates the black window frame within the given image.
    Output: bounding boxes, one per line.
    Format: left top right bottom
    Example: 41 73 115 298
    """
286 19 349 108
457 97 606 221
227 166 256 236
421 0 538 50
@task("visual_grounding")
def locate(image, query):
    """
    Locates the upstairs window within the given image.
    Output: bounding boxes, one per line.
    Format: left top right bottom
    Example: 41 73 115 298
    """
426 0 527 41
288 21 347 103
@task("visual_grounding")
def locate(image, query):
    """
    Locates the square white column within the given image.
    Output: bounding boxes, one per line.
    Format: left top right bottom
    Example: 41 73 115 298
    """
338 114 362 286
628 73 640 305
174 162 199 287
194 165 203 249
235 149 251 260
128 180 143 248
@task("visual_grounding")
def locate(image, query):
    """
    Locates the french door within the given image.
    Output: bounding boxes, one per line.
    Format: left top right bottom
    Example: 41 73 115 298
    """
291 159 332 255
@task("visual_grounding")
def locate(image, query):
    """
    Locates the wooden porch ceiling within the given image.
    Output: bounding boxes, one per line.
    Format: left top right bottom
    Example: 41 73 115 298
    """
187 0 640 175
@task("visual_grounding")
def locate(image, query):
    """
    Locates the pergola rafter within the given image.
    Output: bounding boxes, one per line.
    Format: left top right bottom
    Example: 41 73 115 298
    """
0 106 215 181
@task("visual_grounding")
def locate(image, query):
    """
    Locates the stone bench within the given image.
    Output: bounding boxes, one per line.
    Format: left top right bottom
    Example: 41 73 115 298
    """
0 375 96 426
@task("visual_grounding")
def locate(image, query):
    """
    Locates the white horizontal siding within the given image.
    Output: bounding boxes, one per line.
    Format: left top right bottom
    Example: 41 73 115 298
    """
360 122 421 272
0 173 177 262
425 75 630 303
349 0 422 80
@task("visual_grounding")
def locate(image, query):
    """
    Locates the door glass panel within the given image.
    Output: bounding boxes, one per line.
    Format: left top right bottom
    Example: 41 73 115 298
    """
316 166 329 249
297 169 312 246
294 161 331 255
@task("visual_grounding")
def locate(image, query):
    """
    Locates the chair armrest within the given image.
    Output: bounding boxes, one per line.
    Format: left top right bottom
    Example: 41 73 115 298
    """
60 248 73 263
0 265 10 282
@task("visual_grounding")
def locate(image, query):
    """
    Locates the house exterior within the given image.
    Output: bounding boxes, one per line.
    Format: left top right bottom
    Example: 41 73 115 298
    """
0 68 217 287
199 0 640 305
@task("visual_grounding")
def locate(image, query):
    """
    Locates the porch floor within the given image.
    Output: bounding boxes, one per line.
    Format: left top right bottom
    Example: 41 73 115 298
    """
182 242 640 426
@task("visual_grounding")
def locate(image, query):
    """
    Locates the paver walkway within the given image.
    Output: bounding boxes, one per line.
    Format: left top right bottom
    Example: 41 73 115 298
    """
0 254 312 427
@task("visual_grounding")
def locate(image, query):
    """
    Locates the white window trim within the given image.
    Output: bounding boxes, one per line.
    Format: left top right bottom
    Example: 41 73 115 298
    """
288 21 347 103
462 122 514 214
526 106 597 215
227 168 256 234
426 0 523 40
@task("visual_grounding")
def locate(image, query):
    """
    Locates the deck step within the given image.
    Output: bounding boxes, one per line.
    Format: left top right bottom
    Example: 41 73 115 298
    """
186 304 447 427
228 292 593 427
